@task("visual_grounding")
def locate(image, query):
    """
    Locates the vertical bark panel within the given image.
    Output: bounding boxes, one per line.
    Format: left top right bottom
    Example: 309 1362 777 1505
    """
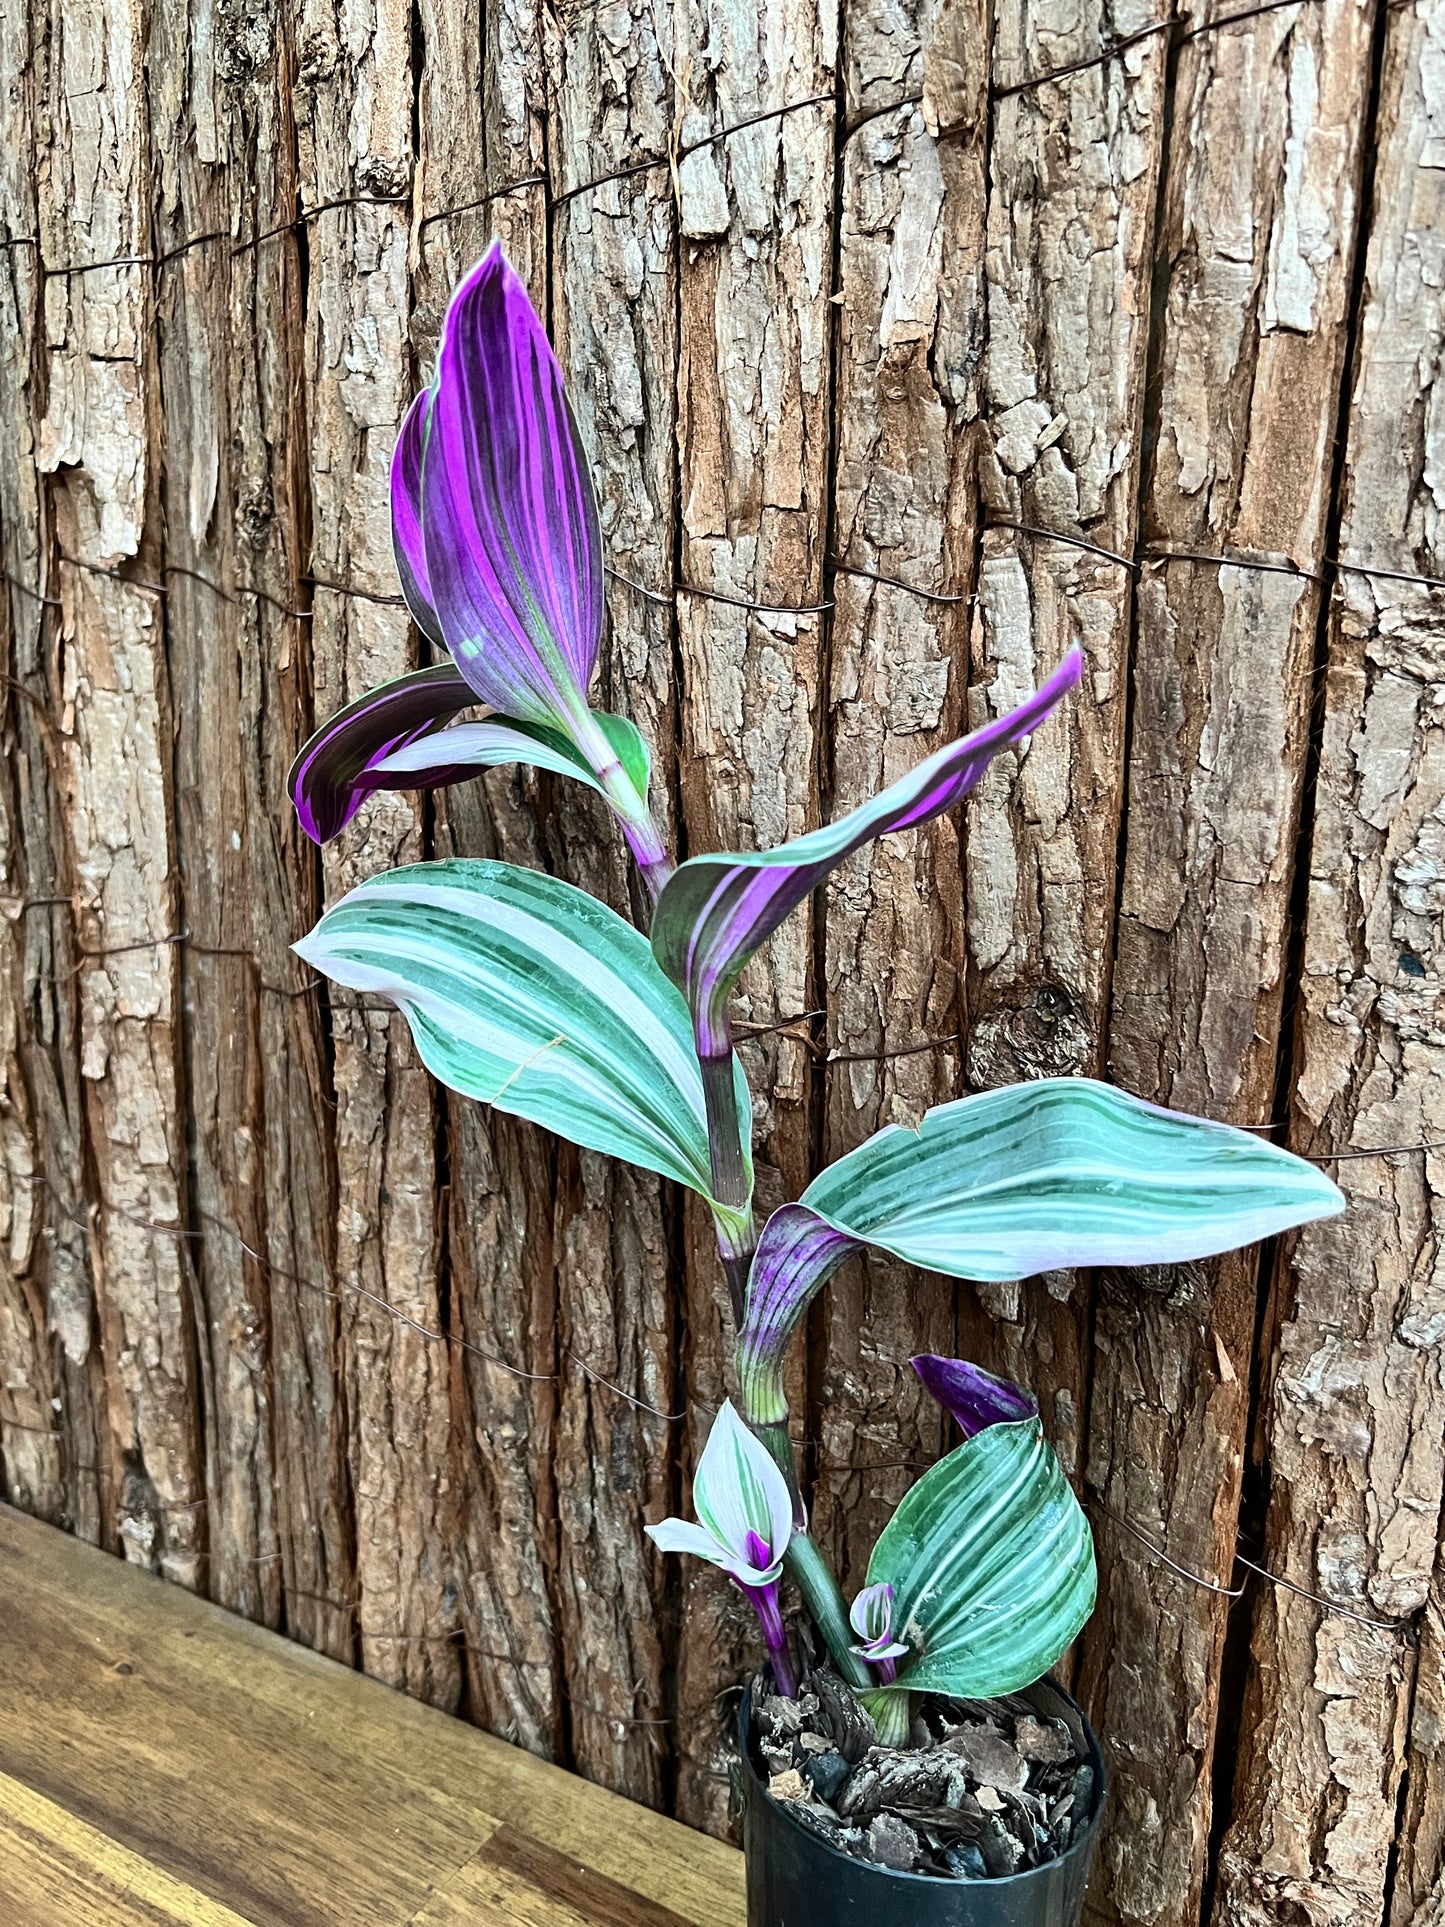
34 0 204 1588
669 0 837 1825
151 0 350 1651
549 8 680 1804
1081 7 1378 1925
0 0 101 1541
293 0 459 1705
1215 7 1445 1922
417 0 563 1755
811 0 985 1600
956 2 1168 1505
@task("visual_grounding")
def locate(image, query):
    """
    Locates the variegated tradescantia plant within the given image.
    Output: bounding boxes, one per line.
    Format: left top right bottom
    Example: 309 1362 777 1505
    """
291 246 1345 1752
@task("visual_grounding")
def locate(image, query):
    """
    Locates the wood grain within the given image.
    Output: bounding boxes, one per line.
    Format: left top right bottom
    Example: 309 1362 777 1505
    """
1214 7 1444 1924
1080 6 1379 1925
0 0 1438 1912
0 1500 744 1926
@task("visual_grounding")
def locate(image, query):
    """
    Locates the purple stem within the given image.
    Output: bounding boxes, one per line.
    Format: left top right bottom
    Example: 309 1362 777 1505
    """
741 1577 798 1699
740 1534 797 1698
870 1653 898 1685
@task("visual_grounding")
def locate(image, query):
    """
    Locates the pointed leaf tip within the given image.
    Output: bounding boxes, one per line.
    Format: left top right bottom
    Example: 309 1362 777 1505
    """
422 247 604 732
651 647 1083 1063
912 1355 1039 1436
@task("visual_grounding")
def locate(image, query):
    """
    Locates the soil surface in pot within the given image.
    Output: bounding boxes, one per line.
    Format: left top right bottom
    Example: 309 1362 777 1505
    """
748 1666 1094 1881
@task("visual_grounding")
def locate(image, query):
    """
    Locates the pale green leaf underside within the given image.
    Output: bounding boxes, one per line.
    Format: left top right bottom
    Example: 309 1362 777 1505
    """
799 1077 1343 1282
374 706 651 801
867 1419 1096 1698
294 860 751 1230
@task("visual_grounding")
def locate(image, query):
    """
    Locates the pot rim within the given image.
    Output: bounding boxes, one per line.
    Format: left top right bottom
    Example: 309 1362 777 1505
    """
737 1671 1107 1891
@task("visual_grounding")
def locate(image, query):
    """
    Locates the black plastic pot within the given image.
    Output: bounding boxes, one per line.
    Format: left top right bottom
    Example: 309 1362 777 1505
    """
738 1677 1105 1927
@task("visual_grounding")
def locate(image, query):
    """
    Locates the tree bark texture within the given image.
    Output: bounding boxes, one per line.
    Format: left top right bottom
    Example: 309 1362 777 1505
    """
0 0 1438 1919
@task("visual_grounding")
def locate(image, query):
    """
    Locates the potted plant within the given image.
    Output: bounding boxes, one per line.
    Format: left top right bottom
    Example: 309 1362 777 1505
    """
288 248 1344 1925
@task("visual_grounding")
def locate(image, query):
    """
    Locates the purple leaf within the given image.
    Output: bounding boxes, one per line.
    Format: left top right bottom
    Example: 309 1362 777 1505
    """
422 243 604 732
391 387 444 645
651 649 1084 1187
288 663 475 844
911 1354 1039 1437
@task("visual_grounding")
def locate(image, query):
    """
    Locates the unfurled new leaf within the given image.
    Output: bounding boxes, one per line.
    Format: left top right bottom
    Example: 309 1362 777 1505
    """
422 245 604 733
294 860 752 1243
295 248 670 894
646 1401 793 1587
866 1418 1096 1698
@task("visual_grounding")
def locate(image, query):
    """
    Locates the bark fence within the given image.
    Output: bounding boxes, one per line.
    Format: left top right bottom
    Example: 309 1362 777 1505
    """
0 2 1441 1924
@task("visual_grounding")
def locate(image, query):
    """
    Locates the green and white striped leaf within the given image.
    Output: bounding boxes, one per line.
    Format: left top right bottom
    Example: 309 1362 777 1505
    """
294 860 753 1239
735 1078 1343 1427
866 1419 1096 1698
801 1076 1343 1279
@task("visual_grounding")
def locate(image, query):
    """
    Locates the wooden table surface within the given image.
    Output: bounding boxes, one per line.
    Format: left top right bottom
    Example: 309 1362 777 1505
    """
0 1504 746 1926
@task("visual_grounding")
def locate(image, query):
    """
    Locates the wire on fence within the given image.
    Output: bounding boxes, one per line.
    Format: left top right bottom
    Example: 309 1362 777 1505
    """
1091 1496 1413 1633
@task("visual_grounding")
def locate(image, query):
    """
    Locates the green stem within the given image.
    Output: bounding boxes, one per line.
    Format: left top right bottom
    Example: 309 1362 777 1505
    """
700 1051 749 1210
754 1418 805 1528
785 1532 871 1689
860 1686 911 1746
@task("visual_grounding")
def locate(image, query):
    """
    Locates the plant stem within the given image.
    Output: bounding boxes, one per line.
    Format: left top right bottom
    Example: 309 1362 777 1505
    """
743 1579 798 1699
860 1687 911 1747
700 1051 749 1209
754 1418 806 1528
785 1532 871 1689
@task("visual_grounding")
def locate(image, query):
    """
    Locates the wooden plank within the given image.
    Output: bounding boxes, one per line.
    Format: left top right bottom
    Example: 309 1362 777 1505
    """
547 8 680 1806
1214 5 1445 1923
0 1502 744 1927
0 1772 257 1927
1078 4 1379 1925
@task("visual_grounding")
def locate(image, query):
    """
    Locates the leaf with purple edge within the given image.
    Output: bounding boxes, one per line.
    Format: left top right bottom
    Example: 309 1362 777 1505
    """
651 649 1085 1193
421 243 603 732
289 662 474 845
391 386 443 645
